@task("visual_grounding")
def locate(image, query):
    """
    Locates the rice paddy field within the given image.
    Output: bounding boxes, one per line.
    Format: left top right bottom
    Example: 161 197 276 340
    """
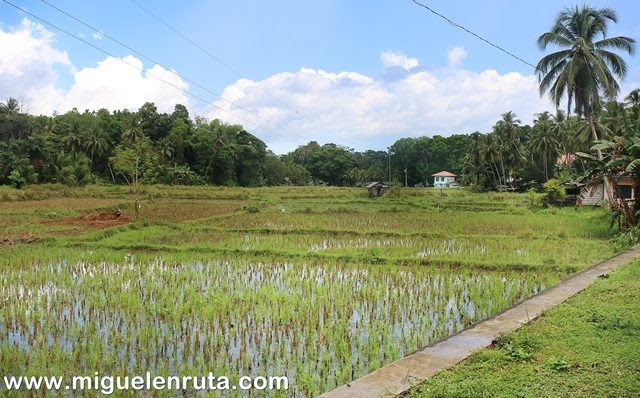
0 185 617 396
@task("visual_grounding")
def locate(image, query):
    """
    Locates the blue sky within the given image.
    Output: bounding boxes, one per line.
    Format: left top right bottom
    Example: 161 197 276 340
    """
1 0 639 153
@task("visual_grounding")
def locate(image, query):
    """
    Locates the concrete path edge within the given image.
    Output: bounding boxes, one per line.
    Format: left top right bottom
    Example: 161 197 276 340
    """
319 245 640 398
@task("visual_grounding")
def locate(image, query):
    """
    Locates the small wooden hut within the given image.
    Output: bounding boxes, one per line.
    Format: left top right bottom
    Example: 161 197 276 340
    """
366 182 388 197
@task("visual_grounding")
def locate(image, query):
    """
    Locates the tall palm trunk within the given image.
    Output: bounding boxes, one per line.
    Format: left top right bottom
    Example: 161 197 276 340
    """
491 160 502 187
499 158 507 190
543 148 549 181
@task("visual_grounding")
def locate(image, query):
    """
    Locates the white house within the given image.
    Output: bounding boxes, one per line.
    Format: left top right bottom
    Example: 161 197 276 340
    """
432 171 457 188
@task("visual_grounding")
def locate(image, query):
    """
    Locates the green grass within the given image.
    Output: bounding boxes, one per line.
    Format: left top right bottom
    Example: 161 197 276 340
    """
404 260 640 398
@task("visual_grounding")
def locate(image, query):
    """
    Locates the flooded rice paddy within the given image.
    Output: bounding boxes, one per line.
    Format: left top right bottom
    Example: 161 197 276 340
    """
0 258 558 396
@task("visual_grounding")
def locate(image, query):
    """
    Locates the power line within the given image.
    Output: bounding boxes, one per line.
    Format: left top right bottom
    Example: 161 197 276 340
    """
128 0 344 143
37 0 313 145
410 0 536 69
0 0 306 146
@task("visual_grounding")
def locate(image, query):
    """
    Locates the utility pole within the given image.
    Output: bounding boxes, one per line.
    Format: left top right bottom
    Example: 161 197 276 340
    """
404 168 408 187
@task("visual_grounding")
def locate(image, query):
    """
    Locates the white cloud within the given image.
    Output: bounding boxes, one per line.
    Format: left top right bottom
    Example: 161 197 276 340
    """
447 46 467 67
0 18 70 114
92 30 103 40
0 18 189 114
207 52 552 153
62 55 190 112
380 50 419 70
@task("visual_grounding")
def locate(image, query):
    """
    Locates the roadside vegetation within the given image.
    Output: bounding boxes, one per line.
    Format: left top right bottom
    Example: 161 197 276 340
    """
404 259 640 398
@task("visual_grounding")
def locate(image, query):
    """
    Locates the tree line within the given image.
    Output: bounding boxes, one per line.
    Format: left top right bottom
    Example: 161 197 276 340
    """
0 98 480 188
1 91 638 190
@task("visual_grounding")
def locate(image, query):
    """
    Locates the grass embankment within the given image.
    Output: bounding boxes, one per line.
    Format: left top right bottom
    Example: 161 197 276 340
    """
405 260 640 398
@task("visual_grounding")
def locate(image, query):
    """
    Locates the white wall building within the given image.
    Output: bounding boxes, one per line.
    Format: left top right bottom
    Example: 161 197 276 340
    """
432 171 457 188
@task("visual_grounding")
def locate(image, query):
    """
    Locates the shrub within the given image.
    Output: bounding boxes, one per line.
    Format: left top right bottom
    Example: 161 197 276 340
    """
542 179 566 207
612 225 640 252
242 204 261 213
526 188 541 208
8 170 26 189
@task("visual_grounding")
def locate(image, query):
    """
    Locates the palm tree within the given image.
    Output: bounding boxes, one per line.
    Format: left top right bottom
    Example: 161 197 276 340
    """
537 5 635 117
625 89 640 108
158 139 174 164
63 122 85 154
550 110 567 150
530 112 560 181
480 133 504 188
84 127 108 165
462 132 485 186
600 101 628 138
122 117 144 144
42 118 57 135
202 127 230 180
495 111 525 185
573 109 613 150
538 6 635 206
0 98 20 114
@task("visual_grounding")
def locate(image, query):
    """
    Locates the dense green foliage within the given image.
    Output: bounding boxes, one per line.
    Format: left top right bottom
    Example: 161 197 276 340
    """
0 102 284 187
2 94 637 191
0 99 474 188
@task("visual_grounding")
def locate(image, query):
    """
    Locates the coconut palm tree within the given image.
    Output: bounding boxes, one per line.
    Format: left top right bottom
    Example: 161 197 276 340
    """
122 117 144 144
84 127 108 165
462 132 485 186
0 98 20 114
495 111 525 185
63 122 85 154
625 88 640 108
480 133 504 188
157 138 174 164
530 112 560 181
537 5 635 117
573 109 613 150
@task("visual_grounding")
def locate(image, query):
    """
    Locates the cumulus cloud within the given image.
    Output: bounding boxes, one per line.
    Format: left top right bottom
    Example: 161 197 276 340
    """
447 46 467 67
380 50 419 70
62 55 190 112
207 51 552 153
0 18 70 114
0 18 189 114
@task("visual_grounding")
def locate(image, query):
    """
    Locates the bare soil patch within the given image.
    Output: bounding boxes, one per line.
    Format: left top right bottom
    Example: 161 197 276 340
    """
43 210 130 229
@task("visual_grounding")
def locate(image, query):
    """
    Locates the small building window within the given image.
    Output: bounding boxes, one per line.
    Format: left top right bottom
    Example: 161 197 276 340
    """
618 184 633 199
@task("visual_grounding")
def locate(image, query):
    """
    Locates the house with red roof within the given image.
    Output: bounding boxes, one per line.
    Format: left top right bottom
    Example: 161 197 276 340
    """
432 171 458 188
